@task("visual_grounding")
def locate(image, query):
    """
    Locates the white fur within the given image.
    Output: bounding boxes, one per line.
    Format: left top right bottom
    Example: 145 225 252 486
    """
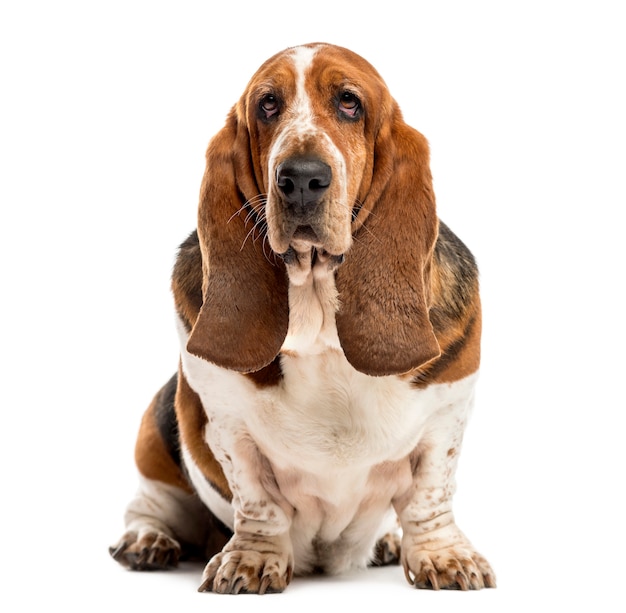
115 42 492 589
180 443 234 531
177 251 478 574
123 474 208 546
267 46 318 179
171 43 482 578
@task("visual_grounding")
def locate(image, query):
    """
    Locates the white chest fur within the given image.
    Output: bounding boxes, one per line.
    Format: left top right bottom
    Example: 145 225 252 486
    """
178 257 477 573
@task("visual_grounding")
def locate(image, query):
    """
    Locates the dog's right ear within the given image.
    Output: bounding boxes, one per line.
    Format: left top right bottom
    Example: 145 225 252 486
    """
335 104 441 376
186 110 289 373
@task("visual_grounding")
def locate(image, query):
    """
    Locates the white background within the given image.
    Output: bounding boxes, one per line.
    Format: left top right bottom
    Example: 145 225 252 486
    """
1 1 624 611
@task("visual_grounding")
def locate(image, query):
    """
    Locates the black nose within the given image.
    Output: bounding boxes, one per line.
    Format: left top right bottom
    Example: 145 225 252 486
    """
276 157 331 215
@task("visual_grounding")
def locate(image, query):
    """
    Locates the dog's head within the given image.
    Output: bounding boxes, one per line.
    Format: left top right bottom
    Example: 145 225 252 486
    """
239 43 392 260
187 43 440 376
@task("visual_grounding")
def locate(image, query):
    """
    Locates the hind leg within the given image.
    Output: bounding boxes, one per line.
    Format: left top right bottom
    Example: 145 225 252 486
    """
110 476 205 569
371 531 402 566
110 376 227 569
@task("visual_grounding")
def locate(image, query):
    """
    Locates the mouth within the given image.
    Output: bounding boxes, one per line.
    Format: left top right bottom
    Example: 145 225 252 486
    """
280 244 345 268
276 222 348 273
291 225 320 244
268 210 351 269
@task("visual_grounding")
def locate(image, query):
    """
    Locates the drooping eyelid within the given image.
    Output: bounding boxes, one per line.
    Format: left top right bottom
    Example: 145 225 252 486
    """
335 84 364 120
340 91 360 107
256 89 282 121
337 82 364 102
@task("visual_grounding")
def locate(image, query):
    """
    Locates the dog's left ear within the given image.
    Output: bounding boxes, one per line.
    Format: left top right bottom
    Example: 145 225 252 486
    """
335 107 441 376
186 109 289 373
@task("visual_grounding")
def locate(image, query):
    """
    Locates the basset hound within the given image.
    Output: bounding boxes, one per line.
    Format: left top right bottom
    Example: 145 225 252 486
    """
110 42 495 594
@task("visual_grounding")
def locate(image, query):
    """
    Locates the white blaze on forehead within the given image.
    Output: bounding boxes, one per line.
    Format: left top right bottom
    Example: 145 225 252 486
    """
289 45 318 131
268 46 318 165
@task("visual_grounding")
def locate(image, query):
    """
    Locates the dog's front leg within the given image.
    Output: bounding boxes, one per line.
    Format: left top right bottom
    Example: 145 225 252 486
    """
198 437 295 595
396 389 496 590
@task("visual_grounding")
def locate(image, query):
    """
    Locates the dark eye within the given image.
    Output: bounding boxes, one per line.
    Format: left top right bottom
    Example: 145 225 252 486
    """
259 94 279 120
338 91 361 119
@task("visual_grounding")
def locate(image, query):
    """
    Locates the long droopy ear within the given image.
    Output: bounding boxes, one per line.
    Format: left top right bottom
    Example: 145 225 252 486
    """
186 109 289 372
335 107 441 376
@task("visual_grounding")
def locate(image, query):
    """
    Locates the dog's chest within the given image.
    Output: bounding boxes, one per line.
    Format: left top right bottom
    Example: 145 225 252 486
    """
251 353 427 472
250 268 416 466
179 269 475 572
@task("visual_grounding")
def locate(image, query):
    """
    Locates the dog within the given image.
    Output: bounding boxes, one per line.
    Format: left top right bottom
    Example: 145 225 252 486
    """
110 42 495 594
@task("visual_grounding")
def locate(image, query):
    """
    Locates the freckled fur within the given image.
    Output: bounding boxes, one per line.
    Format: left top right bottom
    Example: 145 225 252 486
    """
111 43 495 594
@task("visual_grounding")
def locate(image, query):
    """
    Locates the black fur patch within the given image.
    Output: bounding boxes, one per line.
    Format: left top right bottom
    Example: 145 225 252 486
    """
172 230 203 332
154 373 183 469
432 221 478 323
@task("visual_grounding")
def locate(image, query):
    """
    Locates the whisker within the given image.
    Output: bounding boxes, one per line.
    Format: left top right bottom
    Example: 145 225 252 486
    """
227 205 247 225
352 200 380 241
262 233 277 266
244 208 259 225
252 220 267 244
233 196 276 266
227 194 268 226
354 218 380 246
241 223 260 251
339 199 382 249
232 193 383 266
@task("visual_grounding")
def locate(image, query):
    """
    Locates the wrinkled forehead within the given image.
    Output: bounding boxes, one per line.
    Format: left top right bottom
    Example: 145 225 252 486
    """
242 43 387 107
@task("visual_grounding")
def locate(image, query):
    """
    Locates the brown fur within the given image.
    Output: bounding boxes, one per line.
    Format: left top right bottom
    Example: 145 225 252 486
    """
166 43 482 514
175 366 232 500
111 44 491 592
134 394 193 494
185 112 290 372
183 43 464 378
335 115 441 376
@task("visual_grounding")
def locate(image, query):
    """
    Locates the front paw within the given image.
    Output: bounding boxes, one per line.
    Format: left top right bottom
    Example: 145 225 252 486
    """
198 542 293 594
402 544 495 590
109 530 181 570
